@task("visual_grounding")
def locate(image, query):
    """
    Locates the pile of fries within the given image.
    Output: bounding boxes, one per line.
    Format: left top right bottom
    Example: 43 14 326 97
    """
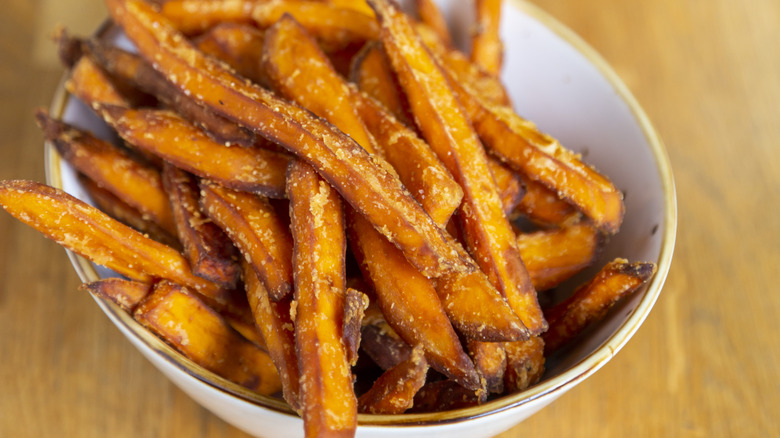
0 0 657 436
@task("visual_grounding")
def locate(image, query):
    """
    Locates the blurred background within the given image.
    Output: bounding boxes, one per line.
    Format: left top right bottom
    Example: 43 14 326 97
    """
1 0 778 437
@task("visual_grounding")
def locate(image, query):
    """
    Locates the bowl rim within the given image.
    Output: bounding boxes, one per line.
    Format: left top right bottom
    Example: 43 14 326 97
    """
45 0 677 428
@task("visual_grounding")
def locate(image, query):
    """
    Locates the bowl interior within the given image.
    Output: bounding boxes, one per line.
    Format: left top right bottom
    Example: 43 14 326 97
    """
45 0 675 429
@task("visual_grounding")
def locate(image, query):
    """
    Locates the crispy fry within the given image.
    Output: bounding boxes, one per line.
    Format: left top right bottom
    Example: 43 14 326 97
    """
161 0 379 50
357 344 428 414
79 278 153 312
78 174 180 249
514 176 581 227
98 105 290 198
370 0 546 335
443 67 625 234
503 336 545 392
86 38 257 147
243 262 301 411
352 94 463 228
0 180 233 304
343 287 369 367
108 0 471 279
321 0 375 17
263 15 376 153
199 180 294 301
53 27 85 68
66 56 130 107
287 160 356 438
134 280 282 394
413 0 451 47
467 340 505 396
543 259 657 354
488 157 525 215
347 209 481 390
36 112 177 236
470 0 504 75
350 41 415 128
163 164 241 288
360 304 412 370
409 379 481 413
195 23 270 87
416 23 511 107
517 221 602 291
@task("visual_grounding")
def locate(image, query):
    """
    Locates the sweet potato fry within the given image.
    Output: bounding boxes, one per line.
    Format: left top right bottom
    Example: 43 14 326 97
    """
86 38 256 147
199 180 294 301
36 112 176 236
66 56 130 107
513 176 581 227
347 209 481 390
467 340 505 396
163 165 241 288
79 278 153 312
357 344 428 414
516 221 602 291
194 23 270 88
134 280 282 395
409 379 481 413
444 69 625 234
78 174 180 249
108 0 471 279
262 15 376 153
488 157 525 215
370 0 546 335
263 16 462 227
343 287 369 367
543 259 657 354
470 0 504 75
53 27 85 68
161 0 379 50
503 336 545 393
0 180 230 304
321 0 375 17
350 41 415 128
97 105 290 198
287 160 356 438
416 24 511 107
243 262 300 411
360 304 412 370
413 0 452 47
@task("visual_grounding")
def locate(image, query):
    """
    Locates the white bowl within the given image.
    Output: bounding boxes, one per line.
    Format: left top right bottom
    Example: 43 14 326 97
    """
44 1 676 437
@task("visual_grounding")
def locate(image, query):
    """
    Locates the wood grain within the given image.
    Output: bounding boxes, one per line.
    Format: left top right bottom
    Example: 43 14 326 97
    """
1 0 778 437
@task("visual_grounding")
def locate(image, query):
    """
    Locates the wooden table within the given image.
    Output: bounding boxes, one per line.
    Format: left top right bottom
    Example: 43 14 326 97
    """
1 0 777 436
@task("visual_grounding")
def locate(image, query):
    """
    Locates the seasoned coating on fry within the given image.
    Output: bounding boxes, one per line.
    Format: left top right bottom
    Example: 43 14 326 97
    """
516 221 602 291
78 174 180 249
199 180 294 301
487 157 526 215
287 160 356 438
243 263 301 411
194 23 270 88
163 165 241 288
79 278 153 312
66 56 130 107
503 336 545 393
357 344 428 414
348 209 481 390
470 0 504 75
86 38 256 147
0 180 233 305
467 340 506 396
36 112 177 236
543 259 656 354
134 281 282 395
98 105 290 198
106 0 471 279
370 0 546 335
